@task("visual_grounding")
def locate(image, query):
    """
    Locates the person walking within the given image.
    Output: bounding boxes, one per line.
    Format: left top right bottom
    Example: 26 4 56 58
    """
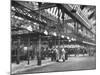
51 47 54 61
56 47 60 62
61 48 66 62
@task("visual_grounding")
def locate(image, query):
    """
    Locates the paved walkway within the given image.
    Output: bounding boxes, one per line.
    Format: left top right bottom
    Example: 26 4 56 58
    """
11 58 55 74
11 54 89 74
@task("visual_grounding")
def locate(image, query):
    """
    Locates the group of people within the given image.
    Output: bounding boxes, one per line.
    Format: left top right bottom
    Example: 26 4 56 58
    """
50 47 68 62
40 46 68 62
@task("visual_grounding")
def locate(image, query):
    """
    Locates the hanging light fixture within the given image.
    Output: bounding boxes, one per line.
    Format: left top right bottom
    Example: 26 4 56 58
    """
61 35 64 38
67 36 70 39
69 39 71 42
53 32 57 36
71 38 76 41
44 30 48 35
